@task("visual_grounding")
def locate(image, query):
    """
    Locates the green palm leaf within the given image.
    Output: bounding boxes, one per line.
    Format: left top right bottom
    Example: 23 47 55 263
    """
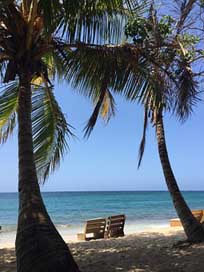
32 84 73 182
39 0 147 43
0 81 18 144
59 43 152 104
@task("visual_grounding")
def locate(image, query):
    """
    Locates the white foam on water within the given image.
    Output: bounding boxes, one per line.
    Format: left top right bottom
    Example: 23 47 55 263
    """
0 220 170 249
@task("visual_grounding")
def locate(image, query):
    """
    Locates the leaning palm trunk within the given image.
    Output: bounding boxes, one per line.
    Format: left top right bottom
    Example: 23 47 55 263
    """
155 114 204 242
16 73 80 272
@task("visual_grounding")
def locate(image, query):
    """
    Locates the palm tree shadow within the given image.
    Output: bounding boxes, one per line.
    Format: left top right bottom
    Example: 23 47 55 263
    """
1 232 204 272
0 248 16 271
71 232 204 272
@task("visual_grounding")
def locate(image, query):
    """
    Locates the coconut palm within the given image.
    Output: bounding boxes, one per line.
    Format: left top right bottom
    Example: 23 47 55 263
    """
0 1 137 271
129 2 204 242
63 0 204 242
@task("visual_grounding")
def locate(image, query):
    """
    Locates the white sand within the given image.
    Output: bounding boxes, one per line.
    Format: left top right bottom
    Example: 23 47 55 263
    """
0 223 171 249
3 226 204 272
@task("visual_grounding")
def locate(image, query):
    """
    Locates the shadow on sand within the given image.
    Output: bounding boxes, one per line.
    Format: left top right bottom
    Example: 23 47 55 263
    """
1 232 204 272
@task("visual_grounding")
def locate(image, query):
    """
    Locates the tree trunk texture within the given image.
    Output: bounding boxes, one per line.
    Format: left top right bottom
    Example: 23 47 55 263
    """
156 114 204 242
16 73 80 272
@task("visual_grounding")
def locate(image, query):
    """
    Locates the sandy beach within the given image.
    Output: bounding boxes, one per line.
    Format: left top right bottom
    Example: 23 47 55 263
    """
1 227 204 272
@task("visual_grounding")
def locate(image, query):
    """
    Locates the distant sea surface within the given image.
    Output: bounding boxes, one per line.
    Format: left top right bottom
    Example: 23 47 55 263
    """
1 191 204 246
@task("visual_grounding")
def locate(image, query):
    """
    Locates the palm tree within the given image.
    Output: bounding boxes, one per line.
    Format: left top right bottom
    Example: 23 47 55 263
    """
132 2 204 242
0 1 135 271
63 0 204 242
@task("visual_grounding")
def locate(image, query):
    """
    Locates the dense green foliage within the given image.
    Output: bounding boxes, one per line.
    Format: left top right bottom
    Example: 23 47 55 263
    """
125 14 174 43
0 0 139 181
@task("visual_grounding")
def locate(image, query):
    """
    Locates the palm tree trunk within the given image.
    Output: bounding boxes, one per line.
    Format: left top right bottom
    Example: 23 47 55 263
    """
155 114 204 242
16 72 80 272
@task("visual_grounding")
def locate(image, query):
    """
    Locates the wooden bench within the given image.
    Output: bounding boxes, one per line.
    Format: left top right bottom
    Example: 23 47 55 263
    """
170 210 204 227
77 218 106 241
105 214 125 238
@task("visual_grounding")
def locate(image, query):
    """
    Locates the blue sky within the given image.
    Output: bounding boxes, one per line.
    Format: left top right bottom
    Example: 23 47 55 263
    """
0 82 204 192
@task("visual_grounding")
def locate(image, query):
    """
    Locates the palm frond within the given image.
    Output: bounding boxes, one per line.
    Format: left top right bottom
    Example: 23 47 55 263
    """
100 89 116 122
0 61 8 83
175 59 199 120
62 0 126 44
32 83 73 182
54 41 171 115
84 87 116 138
65 43 171 111
38 0 63 34
59 43 149 98
0 81 18 144
138 106 148 168
48 43 72 81
39 0 148 43
125 0 149 11
83 76 108 138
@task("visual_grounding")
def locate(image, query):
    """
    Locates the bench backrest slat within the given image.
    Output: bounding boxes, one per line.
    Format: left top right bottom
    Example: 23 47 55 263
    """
84 218 106 240
106 214 125 238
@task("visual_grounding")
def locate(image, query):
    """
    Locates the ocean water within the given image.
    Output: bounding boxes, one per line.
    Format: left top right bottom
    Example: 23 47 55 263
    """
1 191 204 246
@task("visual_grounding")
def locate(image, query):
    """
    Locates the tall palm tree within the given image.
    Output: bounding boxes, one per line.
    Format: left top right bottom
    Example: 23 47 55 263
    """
0 1 135 271
132 2 204 242
63 0 204 242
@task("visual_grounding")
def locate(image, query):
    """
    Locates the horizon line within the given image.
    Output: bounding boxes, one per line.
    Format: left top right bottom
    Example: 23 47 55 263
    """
1 190 204 193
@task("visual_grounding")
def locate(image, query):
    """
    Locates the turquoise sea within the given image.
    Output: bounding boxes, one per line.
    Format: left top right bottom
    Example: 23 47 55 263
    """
1 191 204 246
